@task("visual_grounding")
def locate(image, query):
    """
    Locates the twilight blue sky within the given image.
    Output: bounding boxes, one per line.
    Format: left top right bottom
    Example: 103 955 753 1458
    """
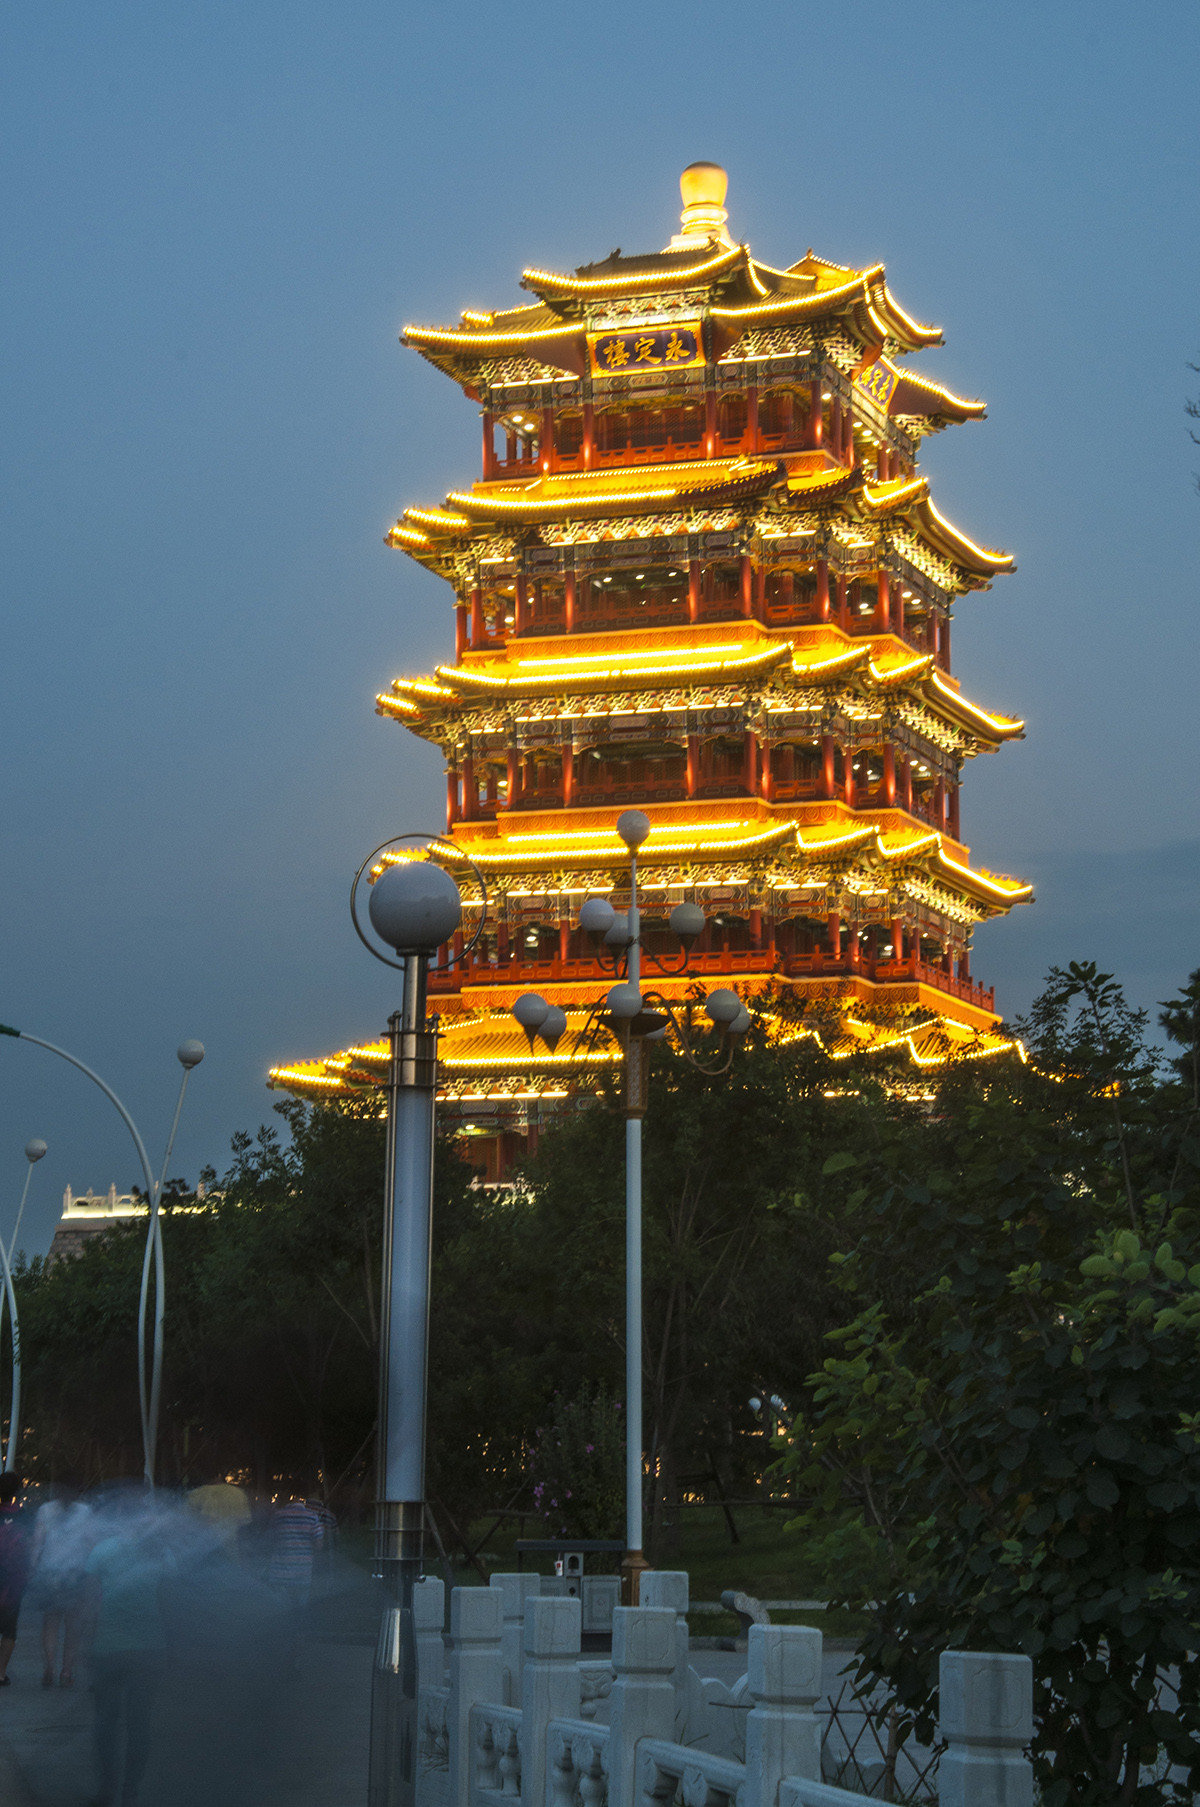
2 0 1198 1252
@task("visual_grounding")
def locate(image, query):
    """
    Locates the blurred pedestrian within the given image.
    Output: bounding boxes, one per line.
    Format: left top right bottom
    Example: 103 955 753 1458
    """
0 1473 31 1685
26 1477 93 1687
265 1494 323 1611
84 1500 175 1807
187 1472 251 1553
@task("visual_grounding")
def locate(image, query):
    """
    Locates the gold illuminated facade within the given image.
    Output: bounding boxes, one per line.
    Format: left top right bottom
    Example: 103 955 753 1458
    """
272 167 1030 1170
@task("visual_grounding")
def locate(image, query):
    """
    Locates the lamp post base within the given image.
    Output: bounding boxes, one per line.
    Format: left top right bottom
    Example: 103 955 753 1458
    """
369 1500 424 1807
620 1547 652 1605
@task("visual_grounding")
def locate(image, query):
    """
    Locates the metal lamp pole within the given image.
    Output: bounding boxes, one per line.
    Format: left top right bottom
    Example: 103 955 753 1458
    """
0 1024 203 1485
512 810 749 1605
0 1139 48 1472
354 853 465 1807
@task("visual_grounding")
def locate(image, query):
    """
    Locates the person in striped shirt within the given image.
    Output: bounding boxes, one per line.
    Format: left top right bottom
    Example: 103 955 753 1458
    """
265 1495 324 1610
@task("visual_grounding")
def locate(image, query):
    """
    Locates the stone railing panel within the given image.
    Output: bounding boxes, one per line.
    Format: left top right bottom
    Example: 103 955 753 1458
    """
608 1607 679 1807
521 1595 583 1807
547 1718 609 1807
637 1737 746 1807
744 1625 822 1807
450 1588 505 1807
937 1650 1033 1807
491 1572 541 1708
469 1701 523 1807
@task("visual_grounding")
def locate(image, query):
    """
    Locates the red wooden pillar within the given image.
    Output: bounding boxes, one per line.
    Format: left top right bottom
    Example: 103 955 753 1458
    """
876 445 888 481
844 410 856 469
894 584 905 639
482 410 495 480
935 775 946 831
705 389 717 457
559 921 570 962
877 571 891 632
821 734 836 800
808 378 823 448
461 754 475 821
844 751 855 809
836 575 849 632
541 406 554 475
760 743 772 802
564 570 576 633
686 734 699 798
942 942 953 975
513 574 527 635
816 557 830 622
830 399 842 462
470 587 485 648
582 402 594 470
949 781 960 839
455 604 468 661
891 918 904 962
961 944 971 980
883 743 896 807
446 769 458 829
746 384 759 452
562 745 574 807
902 755 913 813
749 908 762 950
942 613 951 671
827 911 841 963
755 564 766 618
688 558 701 624
506 747 519 808
743 730 758 795
740 554 754 617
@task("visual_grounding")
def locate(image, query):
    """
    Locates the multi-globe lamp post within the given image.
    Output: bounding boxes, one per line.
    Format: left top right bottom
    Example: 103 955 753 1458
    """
510 809 750 1600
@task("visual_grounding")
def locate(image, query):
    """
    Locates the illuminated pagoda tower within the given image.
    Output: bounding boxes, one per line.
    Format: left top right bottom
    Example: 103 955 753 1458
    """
272 165 1031 1173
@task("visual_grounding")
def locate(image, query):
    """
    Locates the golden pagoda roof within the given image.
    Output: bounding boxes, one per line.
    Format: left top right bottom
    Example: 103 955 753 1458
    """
376 620 1024 750
855 477 1014 577
267 995 1024 1104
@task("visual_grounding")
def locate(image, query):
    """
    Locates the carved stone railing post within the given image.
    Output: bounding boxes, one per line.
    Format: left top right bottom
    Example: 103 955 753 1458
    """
744 1625 822 1807
490 1572 541 1708
449 1587 505 1807
938 1650 1033 1807
521 1596 581 1807
415 1577 447 1692
608 1606 678 1807
638 1572 689 1736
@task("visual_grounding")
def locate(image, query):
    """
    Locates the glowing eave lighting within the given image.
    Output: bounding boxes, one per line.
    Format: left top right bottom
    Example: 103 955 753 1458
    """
405 508 472 531
881 287 942 340
521 244 742 294
710 268 877 323
438 648 785 690
869 655 932 684
404 322 582 347
930 672 1022 732
925 501 1011 567
503 820 753 845
389 527 432 547
937 844 1033 898
516 642 747 671
377 694 421 714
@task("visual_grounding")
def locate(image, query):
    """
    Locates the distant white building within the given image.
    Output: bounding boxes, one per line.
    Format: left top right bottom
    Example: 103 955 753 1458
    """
47 1186 146 1262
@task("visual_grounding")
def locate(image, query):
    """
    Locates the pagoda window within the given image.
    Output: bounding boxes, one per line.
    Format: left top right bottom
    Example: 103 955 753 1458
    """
716 393 747 451
846 580 879 633
758 389 806 449
764 570 817 624
698 560 741 620
495 413 539 473
481 583 515 642
554 412 584 465
528 579 565 633
595 409 629 456
577 565 688 628
664 403 704 453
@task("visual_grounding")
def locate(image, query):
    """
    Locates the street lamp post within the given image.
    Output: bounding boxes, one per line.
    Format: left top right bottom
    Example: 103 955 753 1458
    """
0 1024 203 1485
0 1139 48 1473
353 853 465 1807
511 810 750 1603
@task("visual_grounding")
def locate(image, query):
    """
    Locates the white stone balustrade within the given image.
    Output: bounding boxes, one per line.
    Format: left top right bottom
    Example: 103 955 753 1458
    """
937 1650 1033 1807
490 1572 542 1707
638 1571 690 1737
425 1581 1034 1807
450 1587 505 1807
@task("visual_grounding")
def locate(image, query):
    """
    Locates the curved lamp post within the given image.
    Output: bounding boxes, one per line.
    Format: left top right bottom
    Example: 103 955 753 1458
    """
0 1023 203 1485
352 841 470 1807
0 1138 48 1472
511 810 750 1601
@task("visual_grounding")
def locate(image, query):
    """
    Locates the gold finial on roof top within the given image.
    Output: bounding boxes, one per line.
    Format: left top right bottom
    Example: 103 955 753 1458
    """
669 161 734 250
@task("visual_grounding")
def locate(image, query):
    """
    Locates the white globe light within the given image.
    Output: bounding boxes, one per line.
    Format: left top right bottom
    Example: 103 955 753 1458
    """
177 1040 205 1069
604 912 632 949
616 809 651 850
704 988 742 1026
24 1138 47 1163
539 1006 568 1051
727 1008 752 1038
579 898 616 937
512 993 550 1031
368 860 462 954
669 902 705 944
606 983 643 1020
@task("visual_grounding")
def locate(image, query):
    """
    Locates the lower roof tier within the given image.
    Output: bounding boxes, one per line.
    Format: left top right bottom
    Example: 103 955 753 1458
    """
268 972 1023 1106
402 794 1032 922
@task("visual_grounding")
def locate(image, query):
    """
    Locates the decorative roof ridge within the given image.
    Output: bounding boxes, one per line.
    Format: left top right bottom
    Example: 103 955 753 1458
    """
880 357 986 416
520 241 745 298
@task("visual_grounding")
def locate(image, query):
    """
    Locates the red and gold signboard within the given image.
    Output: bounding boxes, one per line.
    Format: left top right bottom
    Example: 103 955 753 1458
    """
587 320 704 377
